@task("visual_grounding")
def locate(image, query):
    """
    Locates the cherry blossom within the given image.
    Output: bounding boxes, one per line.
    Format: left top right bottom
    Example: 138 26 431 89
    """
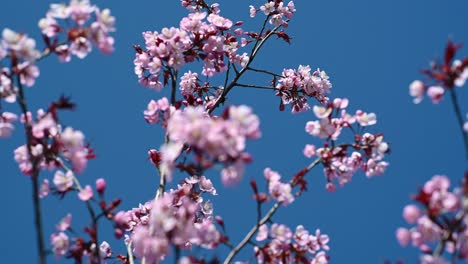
303 98 390 189
0 112 18 138
276 65 332 113
254 223 329 263
38 0 116 61
397 174 468 262
409 41 468 104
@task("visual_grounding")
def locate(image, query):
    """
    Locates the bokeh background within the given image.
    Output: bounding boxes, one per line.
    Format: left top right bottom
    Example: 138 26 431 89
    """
1 0 467 263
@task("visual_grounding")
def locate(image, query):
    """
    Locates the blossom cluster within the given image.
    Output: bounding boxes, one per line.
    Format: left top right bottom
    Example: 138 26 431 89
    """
0 28 41 101
396 175 468 263
264 167 295 206
276 65 332 113
133 6 251 91
144 97 172 125
38 0 115 61
255 223 330 264
163 105 260 185
409 41 468 104
114 177 220 263
249 1 296 27
50 213 113 262
302 98 390 191
14 107 92 176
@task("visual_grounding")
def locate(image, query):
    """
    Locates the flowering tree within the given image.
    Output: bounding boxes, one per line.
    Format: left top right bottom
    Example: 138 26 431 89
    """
0 0 466 264
396 41 468 264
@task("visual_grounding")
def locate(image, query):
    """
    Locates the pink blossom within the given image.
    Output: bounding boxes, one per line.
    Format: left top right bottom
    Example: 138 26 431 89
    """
50 232 69 257
78 185 93 201
99 241 112 259
207 14 233 30
312 251 329 264
53 170 74 192
179 71 199 95
453 60 468 87
313 106 332 118
332 98 349 109
0 112 18 138
38 16 60 38
409 80 425 104
18 62 40 87
144 97 171 124
355 110 377 126
325 182 336 192
270 223 292 242
402 204 421 224
38 0 115 61
70 37 92 59
193 219 221 248
56 213 72 231
1 28 40 61
303 144 316 158
277 65 331 112
427 86 444 104
39 179 50 198
14 145 33 175
131 192 221 262
264 168 294 206
305 119 337 139
221 162 244 186
249 5 257 18
396 227 411 246
159 141 184 182
59 127 89 173
256 224 269 241
199 176 217 195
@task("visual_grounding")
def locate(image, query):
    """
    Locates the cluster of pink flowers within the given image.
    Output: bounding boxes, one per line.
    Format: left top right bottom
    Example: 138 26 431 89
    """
114 177 220 263
163 105 260 185
302 98 389 191
13 108 92 175
255 223 330 264
133 5 253 91
264 168 295 206
50 213 113 262
409 41 468 104
38 0 115 61
179 71 201 96
276 65 332 113
144 97 172 125
0 28 41 98
249 1 296 27
396 175 468 263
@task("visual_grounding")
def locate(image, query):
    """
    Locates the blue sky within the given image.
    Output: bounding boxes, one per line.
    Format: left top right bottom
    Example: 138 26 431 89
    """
1 0 468 263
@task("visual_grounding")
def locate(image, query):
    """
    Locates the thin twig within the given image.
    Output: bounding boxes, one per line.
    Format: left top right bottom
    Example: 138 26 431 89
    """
246 67 283 78
16 72 47 264
57 159 101 264
126 241 135 264
448 89 468 160
235 83 279 91
208 22 283 114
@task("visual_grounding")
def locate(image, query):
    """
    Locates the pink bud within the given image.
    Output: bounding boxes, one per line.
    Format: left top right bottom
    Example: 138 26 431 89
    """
96 178 106 194
402 204 421 224
78 185 93 201
326 182 336 192
396 228 411 247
